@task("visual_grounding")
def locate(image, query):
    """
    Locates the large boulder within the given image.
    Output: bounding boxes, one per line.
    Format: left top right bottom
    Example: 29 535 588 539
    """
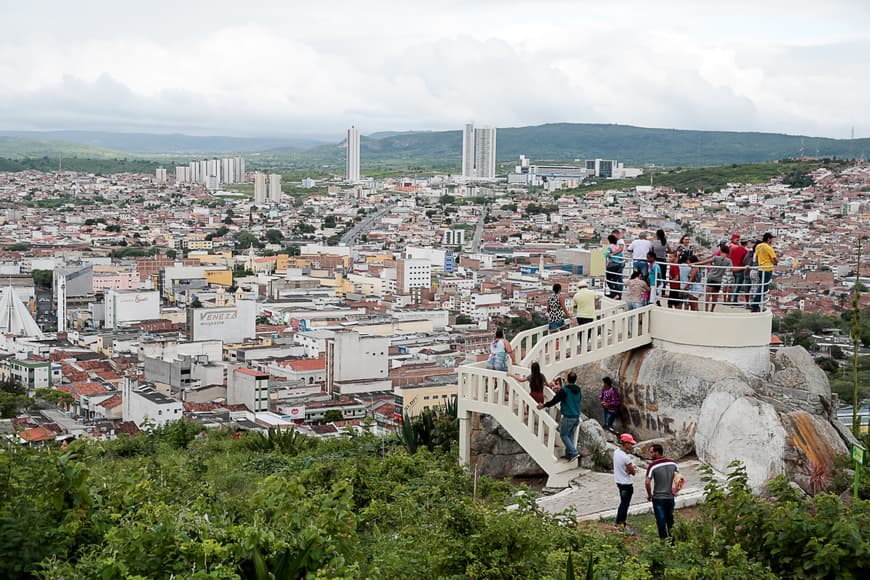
470 414 545 479
771 347 830 398
695 380 847 493
580 348 751 442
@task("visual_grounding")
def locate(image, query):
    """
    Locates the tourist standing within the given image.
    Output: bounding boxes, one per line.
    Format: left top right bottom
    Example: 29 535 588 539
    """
645 251 664 306
752 232 778 312
628 232 653 276
705 243 732 312
508 361 551 405
599 377 621 432
547 283 571 332
486 328 516 371
571 280 597 327
645 443 679 540
728 234 748 304
538 371 582 462
613 433 637 532
605 234 625 299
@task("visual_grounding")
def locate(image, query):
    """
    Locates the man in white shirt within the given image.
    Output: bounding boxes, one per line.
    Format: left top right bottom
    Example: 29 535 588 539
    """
628 232 652 277
613 432 637 532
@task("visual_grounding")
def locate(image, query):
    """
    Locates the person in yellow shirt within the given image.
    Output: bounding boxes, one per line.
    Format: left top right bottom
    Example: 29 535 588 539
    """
752 232 778 312
572 280 599 345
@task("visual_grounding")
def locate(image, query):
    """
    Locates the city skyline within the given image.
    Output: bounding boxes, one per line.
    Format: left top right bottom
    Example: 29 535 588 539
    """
0 1 868 139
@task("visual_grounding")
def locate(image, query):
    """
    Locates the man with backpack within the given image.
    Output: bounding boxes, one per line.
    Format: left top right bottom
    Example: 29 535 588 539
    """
645 444 679 540
538 371 582 462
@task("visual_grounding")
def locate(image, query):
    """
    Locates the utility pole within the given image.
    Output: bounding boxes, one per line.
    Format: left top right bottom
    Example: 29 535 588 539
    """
852 235 865 436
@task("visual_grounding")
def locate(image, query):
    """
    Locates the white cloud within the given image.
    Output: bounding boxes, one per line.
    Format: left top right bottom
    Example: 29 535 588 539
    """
0 0 867 138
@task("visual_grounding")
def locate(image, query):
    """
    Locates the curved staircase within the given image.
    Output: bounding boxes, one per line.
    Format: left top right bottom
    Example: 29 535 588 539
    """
458 302 654 487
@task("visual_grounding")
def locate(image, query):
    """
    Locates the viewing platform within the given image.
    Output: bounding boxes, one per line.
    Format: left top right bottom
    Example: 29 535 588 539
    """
458 262 774 488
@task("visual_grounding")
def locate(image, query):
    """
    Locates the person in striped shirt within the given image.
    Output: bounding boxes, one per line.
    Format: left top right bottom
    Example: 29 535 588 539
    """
645 444 679 540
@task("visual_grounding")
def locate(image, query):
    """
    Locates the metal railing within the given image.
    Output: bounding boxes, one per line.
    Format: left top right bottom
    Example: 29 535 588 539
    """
604 258 774 313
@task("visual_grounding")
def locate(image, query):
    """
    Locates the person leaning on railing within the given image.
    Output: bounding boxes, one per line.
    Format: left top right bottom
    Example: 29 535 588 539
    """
605 234 624 299
751 232 778 313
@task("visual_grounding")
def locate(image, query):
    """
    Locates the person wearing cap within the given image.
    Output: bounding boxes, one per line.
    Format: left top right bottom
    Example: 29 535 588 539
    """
572 280 599 345
728 234 749 304
613 432 637 532
752 232 778 312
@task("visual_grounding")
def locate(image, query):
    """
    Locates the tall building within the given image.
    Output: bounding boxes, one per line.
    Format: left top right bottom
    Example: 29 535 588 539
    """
268 173 282 203
474 126 497 179
254 172 267 205
346 125 360 182
155 167 168 184
462 123 475 178
460 123 497 179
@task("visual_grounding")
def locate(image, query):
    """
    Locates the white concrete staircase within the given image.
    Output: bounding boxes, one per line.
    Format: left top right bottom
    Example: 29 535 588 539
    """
459 303 655 487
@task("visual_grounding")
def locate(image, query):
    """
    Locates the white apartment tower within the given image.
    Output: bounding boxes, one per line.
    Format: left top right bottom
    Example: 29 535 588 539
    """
474 126 497 179
268 173 282 203
155 167 168 184
254 172 267 205
461 123 476 178
346 125 360 182
461 123 497 179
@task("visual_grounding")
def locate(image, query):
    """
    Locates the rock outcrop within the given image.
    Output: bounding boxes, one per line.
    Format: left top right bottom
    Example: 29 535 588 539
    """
469 345 851 494
469 414 544 478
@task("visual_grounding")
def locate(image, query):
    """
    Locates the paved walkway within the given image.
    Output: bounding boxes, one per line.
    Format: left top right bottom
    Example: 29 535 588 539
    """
536 459 714 521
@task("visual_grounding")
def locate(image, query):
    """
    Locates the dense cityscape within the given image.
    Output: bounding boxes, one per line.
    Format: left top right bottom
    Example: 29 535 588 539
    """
2 1 869 577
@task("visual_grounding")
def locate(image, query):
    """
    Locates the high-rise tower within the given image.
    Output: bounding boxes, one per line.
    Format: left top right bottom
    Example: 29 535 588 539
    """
268 173 282 203
347 126 360 182
474 126 497 179
254 172 267 205
462 123 475 178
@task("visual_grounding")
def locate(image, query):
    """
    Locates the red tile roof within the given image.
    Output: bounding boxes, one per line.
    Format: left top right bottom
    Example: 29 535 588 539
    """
19 426 56 442
282 358 326 371
236 368 268 378
98 394 122 409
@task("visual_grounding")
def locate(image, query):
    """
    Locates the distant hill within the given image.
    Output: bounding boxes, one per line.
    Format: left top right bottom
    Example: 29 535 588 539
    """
1 124 867 170
0 131 328 156
0 136 125 159
262 123 870 170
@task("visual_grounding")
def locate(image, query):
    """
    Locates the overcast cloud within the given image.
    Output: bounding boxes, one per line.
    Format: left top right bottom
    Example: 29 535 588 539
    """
0 0 867 139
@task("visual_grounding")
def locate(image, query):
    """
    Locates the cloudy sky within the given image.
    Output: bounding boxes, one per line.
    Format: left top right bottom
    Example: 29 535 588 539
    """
1 0 867 139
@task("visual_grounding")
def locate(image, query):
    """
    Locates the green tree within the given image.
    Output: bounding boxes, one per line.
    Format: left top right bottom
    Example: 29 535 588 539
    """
265 229 284 244
32 269 53 287
235 231 261 249
165 249 177 260
322 409 344 423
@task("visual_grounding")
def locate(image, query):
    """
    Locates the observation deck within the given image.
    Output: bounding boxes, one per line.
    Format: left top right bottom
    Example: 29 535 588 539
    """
458 262 774 487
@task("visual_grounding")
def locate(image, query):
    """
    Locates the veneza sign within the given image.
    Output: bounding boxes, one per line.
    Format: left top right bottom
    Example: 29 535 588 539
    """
188 301 256 342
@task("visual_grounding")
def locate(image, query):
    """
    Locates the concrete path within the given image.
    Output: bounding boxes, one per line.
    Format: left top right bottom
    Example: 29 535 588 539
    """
536 459 716 521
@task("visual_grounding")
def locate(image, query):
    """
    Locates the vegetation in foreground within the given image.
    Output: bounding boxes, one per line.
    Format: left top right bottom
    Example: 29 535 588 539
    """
1 419 868 579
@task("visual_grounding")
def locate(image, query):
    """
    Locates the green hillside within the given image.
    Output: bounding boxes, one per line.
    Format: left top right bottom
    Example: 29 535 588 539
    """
260 123 870 171
0 136 125 159
1 421 867 578
565 159 853 194
0 156 160 175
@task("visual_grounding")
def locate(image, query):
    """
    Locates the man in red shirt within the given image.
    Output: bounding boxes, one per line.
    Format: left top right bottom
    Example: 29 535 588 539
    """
728 234 748 304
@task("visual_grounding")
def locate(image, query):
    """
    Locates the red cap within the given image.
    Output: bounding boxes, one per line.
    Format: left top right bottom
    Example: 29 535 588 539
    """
619 433 637 445
731 234 741 240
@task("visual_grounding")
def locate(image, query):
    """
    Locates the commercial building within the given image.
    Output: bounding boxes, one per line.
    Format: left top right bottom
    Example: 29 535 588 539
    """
396 258 431 295
325 330 391 396
104 290 160 329
228 367 270 412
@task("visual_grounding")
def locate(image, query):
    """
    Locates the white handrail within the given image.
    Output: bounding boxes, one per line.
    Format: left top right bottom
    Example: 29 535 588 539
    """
458 361 562 460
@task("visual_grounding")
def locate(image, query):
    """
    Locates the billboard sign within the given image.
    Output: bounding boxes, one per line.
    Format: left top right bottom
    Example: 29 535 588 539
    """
189 300 256 342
